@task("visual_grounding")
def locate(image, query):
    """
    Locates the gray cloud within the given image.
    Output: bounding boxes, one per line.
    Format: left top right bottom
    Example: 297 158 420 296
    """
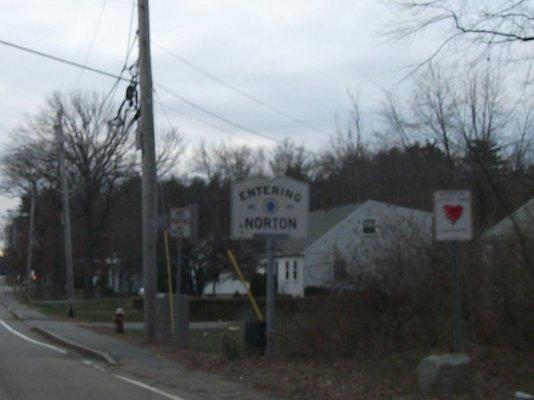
0 0 440 220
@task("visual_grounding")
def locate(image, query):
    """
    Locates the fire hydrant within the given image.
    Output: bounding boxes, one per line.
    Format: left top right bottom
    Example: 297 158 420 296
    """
113 308 124 333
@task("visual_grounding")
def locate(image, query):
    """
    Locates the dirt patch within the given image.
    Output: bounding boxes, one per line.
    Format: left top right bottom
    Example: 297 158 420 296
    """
85 326 533 400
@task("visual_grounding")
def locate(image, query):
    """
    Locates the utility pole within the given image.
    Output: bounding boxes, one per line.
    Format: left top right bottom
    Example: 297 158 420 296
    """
56 111 75 318
138 0 158 341
265 237 276 356
25 188 35 303
175 238 182 296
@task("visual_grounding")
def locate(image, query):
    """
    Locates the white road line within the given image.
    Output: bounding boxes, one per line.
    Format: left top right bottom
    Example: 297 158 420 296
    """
82 359 107 372
114 374 187 400
0 320 67 355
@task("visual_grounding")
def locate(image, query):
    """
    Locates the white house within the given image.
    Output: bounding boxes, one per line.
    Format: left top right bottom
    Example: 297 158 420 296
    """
203 272 249 297
275 200 433 297
483 198 534 240
481 198 534 267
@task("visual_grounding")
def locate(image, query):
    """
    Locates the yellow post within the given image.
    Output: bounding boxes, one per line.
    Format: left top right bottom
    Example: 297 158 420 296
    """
226 250 264 321
163 230 175 334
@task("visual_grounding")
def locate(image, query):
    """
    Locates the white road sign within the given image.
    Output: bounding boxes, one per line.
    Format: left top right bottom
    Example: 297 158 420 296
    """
169 205 198 240
231 177 309 239
434 190 473 241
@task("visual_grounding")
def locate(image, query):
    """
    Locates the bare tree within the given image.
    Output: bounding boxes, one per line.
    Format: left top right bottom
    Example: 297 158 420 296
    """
382 63 534 282
6 90 183 297
193 141 266 182
386 0 534 66
0 143 47 298
269 139 311 180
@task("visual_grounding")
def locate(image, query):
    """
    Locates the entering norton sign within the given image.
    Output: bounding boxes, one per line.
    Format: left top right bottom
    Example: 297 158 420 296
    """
231 177 309 239
434 190 473 241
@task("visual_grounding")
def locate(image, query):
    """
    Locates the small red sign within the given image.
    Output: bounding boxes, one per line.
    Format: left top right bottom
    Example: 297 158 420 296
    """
443 205 464 225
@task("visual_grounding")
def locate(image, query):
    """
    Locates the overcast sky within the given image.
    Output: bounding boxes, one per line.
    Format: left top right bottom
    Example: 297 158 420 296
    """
0 0 439 223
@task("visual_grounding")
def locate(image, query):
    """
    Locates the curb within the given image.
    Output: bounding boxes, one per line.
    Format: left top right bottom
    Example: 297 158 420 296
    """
32 326 117 365
0 301 25 321
9 308 24 321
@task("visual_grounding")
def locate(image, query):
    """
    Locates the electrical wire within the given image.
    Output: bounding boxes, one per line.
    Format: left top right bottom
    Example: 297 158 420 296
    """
74 0 108 87
124 0 136 67
154 89 275 146
101 36 138 109
0 37 282 146
0 38 127 81
154 83 280 145
153 40 334 138
0 36 414 184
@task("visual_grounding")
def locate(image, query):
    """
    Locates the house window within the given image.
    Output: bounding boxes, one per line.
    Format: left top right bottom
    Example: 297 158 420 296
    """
363 219 376 234
293 261 298 280
285 261 290 280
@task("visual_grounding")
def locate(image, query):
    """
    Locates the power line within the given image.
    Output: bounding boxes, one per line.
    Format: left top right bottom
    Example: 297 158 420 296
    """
153 41 333 138
74 0 108 87
124 0 136 66
0 37 281 146
0 38 127 82
0 34 415 187
101 36 138 109
154 89 274 145
0 37 308 150
155 83 280 145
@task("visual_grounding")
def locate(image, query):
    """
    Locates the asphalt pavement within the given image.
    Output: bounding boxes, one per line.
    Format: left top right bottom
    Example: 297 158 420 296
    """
0 282 279 400
0 305 168 399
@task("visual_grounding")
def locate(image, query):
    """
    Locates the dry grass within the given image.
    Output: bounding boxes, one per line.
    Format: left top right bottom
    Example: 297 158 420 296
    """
87 326 533 400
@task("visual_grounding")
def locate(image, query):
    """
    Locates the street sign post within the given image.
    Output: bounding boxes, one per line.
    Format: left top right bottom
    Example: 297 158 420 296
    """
434 190 473 353
168 204 197 348
169 204 198 294
169 205 198 242
232 177 309 356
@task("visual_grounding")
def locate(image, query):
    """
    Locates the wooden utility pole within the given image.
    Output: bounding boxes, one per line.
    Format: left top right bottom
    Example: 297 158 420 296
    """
25 189 35 302
56 111 75 318
138 0 158 341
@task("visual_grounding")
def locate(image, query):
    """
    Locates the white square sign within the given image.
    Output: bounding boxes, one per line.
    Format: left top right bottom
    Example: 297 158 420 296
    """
434 190 473 241
231 177 309 239
169 205 197 240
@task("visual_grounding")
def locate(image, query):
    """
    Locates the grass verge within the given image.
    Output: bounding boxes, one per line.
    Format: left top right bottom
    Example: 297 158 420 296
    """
34 297 143 322
86 324 534 400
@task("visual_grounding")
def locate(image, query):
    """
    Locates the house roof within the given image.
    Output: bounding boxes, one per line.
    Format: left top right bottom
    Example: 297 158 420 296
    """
483 198 534 239
276 203 362 256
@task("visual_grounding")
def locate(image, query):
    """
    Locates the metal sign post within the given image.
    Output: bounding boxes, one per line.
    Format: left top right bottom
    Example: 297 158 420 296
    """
451 240 462 352
169 204 198 295
434 190 473 353
265 237 275 356
232 177 309 356
176 238 182 295
168 204 198 347
259 234 288 356
252 233 288 356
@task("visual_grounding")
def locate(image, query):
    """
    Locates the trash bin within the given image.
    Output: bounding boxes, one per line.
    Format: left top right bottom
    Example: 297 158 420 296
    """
244 319 266 354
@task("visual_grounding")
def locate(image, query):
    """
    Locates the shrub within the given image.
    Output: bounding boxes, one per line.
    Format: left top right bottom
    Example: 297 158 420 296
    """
304 286 331 297
131 296 143 310
221 332 242 360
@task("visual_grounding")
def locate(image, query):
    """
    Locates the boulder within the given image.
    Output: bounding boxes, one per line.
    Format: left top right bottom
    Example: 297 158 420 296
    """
417 353 473 396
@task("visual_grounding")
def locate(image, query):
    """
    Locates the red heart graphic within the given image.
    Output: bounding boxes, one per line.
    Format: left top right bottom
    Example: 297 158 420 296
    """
443 205 463 225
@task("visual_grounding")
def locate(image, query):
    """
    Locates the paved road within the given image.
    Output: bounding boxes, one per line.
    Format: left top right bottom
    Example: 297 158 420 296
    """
0 282 279 400
0 305 180 399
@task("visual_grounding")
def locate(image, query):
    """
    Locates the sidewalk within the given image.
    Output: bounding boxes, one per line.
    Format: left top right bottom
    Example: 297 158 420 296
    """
1 288 167 366
0 285 280 400
82 320 241 332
